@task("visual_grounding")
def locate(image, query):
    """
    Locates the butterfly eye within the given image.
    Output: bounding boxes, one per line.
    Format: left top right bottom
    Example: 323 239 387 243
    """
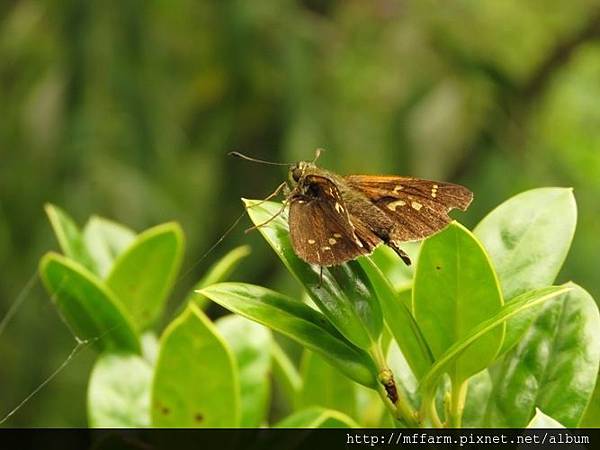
291 166 302 182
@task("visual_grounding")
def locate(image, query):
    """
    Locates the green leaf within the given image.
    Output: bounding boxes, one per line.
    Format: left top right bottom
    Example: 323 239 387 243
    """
355 384 389 428
244 199 383 351
359 258 432 380
87 353 152 427
83 216 136 278
474 188 577 354
580 372 600 427
271 340 302 406
107 222 184 330
151 304 240 427
369 243 419 289
462 370 493 428
397 285 412 311
419 286 571 397
45 203 96 272
527 408 565 428
297 350 357 420
414 222 504 383
39 252 140 353
275 407 359 428
190 245 251 309
482 284 600 428
141 332 159 365
200 283 378 388
216 315 272 427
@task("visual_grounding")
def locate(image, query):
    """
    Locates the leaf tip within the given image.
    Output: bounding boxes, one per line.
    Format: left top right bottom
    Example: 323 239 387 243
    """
39 251 57 274
39 250 66 268
44 203 59 222
195 287 216 299
236 244 252 257
241 198 255 208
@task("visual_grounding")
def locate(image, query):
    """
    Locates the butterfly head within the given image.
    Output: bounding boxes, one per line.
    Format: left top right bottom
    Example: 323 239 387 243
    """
290 161 315 183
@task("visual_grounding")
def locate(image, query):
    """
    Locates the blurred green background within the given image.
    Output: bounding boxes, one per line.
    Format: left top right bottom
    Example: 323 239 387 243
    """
1 0 600 426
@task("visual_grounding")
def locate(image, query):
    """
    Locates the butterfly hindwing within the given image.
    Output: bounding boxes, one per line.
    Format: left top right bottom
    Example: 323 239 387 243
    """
345 175 473 241
288 176 370 266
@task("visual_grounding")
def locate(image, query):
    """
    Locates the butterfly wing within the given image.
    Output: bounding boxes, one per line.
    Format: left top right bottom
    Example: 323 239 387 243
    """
289 175 378 266
345 175 473 241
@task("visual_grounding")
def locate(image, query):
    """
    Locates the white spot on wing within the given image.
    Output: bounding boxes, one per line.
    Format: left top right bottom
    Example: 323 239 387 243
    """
411 201 423 211
308 239 316 244
387 200 406 211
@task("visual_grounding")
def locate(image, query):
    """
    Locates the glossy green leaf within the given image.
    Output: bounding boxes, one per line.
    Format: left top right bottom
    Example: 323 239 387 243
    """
107 222 184 330
45 203 96 272
359 258 432 380
420 286 571 397
397 285 412 311
369 243 419 289
244 199 383 351
39 252 140 353
83 215 136 278
151 304 240 427
297 350 357 419
474 188 577 354
580 373 600 427
275 407 359 428
216 315 272 427
271 340 302 406
190 245 251 309
141 332 159 365
414 222 504 383
462 370 493 428
482 284 600 427
88 353 152 427
200 283 378 388
527 408 565 428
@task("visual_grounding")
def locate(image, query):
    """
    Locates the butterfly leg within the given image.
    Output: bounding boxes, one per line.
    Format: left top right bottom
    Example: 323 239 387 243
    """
244 199 289 233
387 241 412 266
248 181 288 208
318 265 323 288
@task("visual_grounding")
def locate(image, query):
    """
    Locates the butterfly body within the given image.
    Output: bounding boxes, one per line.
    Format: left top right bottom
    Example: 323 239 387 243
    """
286 161 473 267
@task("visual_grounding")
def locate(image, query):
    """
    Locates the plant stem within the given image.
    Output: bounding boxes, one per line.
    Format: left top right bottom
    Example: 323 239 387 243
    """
370 343 419 427
418 390 443 428
448 378 468 428
429 396 444 428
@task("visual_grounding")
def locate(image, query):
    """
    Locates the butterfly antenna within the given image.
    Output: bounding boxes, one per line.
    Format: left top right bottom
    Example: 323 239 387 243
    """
229 151 293 166
247 181 288 208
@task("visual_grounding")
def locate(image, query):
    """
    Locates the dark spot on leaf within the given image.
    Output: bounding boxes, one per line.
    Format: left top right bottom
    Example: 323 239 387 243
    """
436 265 441 270
161 406 170 415
500 229 519 249
194 413 204 422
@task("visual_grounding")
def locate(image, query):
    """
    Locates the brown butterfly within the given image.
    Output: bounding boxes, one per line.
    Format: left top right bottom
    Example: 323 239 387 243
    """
231 151 473 267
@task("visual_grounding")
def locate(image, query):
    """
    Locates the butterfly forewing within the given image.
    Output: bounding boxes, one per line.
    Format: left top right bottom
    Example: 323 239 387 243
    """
289 176 368 266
